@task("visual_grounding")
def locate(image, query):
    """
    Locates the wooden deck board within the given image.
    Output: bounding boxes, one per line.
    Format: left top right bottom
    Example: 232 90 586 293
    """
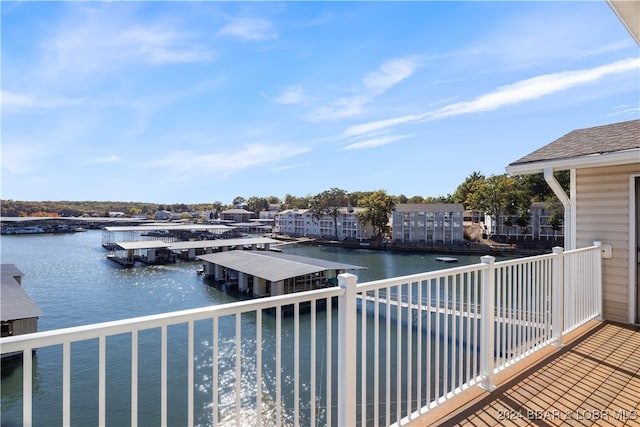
409 321 640 426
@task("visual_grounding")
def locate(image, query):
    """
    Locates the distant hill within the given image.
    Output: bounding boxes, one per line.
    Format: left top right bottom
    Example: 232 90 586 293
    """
0 200 215 218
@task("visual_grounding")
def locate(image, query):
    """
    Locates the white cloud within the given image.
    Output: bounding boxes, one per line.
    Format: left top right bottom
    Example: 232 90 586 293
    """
272 163 308 172
341 114 424 138
42 9 216 79
309 56 420 122
88 154 120 164
308 96 368 121
430 58 640 119
363 57 419 93
341 57 640 137
149 143 311 180
1 90 82 112
276 85 304 104
217 18 278 41
341 134 413 151
1 143 47 174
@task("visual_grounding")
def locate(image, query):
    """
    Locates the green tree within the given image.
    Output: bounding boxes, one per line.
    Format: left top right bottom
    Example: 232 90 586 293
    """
453 171 485 208
357 190 395 236
282 194 311 210
309 188 350 239
246 196 269 213
232 196 245 208
407 195 425 204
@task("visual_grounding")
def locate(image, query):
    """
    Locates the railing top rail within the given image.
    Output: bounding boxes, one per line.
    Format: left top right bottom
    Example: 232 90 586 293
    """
494 252 556 268
356 262 487 293
563 245 600 255
0 286 344 353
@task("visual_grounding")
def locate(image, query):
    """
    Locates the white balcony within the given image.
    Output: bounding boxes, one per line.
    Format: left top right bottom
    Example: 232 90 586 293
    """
1 245 608 426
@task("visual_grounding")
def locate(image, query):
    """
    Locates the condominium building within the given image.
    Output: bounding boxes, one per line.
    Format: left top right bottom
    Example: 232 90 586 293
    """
485 202 564 239
391 203 464 243
273 207 374 240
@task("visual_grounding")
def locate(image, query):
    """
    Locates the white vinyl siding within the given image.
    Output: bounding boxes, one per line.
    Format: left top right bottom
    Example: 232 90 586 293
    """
574 163 639 323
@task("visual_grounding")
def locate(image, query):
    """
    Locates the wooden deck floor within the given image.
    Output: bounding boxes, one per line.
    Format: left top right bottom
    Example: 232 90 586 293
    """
413 321 640 426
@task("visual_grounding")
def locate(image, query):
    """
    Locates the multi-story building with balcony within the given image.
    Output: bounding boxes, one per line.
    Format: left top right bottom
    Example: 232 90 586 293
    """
274 207 374 240
391 203 464 243
485 201 564 240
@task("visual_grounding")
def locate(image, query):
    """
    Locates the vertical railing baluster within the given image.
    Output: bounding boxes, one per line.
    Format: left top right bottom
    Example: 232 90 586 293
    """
213 317 219 426
416 280 422 410
452 275 458 391
374 289 379 426
235 314 241 427
188 321 194 427
64 341 71 426
99 335 106 426
385 287 390 427
310 301 316 427
256 309 263 427
361 291 367 426
276 306 282 426
407 282 412 416
426 279 432 407
294 302 300 427
396 284 402 423
23 348 33 426
131 331 138 426
443 277 449 396
435 277 440 402
326 297 332 426
480 256 496 391
161 325 167 426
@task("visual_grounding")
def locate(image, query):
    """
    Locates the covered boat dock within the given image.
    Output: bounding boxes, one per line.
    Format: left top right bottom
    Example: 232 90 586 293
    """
197 251 366 297
107 237 281 266
1 264 43 358
102 224 237 249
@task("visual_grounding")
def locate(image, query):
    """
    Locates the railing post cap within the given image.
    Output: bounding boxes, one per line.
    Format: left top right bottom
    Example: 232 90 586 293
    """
480 255 495 264
552 246 564 254
337 272 357 288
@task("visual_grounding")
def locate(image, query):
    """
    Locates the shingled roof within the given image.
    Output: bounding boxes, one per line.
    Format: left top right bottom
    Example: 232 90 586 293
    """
507 119 639 174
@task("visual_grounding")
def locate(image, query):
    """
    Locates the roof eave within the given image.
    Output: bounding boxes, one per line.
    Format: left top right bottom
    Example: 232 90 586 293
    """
506 148 640 175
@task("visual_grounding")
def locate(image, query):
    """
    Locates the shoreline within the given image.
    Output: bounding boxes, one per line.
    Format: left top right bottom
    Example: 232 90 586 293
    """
275 235 555 257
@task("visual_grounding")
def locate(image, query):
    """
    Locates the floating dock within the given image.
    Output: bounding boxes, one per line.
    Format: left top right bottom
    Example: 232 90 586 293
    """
435 257 459 263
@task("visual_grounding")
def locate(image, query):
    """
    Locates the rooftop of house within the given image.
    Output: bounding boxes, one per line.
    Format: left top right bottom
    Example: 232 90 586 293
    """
507 119 640 175
394 203 465 213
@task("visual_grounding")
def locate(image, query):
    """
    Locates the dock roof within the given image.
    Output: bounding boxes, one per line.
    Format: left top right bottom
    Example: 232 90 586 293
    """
1 264 43 321
197 251 366 282
113 237 280 251
168 237 279 250
104 224 233 232
115 241 172 250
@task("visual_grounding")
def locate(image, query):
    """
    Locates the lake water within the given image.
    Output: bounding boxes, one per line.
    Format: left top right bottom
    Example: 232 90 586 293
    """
0 231 490 426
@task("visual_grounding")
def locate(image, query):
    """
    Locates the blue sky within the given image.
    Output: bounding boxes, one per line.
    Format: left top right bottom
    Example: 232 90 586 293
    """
2 1 638 205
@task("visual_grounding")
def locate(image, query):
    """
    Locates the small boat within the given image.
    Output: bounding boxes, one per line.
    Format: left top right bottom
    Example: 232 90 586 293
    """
435 257 458 263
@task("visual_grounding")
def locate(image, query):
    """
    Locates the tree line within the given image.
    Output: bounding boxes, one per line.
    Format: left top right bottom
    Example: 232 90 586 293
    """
1 171 568 235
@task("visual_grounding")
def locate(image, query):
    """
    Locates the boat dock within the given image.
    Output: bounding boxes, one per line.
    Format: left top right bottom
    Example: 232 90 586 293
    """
107 237 281 267
197 251 366 298
102 224 237 250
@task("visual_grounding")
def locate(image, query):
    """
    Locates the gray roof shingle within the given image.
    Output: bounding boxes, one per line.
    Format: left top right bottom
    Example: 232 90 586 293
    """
509 119 639 166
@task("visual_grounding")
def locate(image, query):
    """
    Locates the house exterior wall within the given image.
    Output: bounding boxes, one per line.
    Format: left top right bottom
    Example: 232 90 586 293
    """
486 202 564 240
391 204 464 243
574 163 640 323
273 208 374 240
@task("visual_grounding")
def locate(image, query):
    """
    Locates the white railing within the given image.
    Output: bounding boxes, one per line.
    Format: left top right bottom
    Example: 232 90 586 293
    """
0 246 602 426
